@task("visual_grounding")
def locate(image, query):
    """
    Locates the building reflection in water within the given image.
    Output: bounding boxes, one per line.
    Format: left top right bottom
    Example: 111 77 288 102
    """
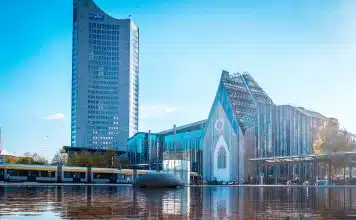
1 186 356 219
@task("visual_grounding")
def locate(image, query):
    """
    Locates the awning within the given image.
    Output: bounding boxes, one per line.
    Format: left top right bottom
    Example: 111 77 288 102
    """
250 151 356 165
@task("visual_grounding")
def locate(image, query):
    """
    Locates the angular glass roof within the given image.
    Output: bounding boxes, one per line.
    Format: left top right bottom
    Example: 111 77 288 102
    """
221 70 273 132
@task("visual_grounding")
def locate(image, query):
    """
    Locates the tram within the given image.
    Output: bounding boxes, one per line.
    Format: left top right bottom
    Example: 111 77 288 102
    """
0 163 184 184
3 164 57 182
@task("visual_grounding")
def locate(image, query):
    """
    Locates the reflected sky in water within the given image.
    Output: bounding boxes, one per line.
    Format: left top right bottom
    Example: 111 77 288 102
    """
1 186 356 219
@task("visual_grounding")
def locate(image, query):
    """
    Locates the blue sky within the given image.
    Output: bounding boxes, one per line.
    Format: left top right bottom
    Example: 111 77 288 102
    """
1 0 356 159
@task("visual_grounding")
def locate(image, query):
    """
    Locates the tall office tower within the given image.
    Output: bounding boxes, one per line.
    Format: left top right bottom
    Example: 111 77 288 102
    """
71 0 139 152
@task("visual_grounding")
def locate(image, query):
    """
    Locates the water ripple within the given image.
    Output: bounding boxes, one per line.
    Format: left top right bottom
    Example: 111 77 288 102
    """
0 186 356 219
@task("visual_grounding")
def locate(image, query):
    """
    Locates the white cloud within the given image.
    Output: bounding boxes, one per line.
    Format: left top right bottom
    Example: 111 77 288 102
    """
45 113 65 120
165 107 177 113
140 104 178 119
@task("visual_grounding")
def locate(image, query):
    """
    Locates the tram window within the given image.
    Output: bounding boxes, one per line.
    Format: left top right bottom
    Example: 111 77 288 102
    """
9 170 30 176
64 171 86 178
39 171 55 177
64 172 73 178
94 173 115 179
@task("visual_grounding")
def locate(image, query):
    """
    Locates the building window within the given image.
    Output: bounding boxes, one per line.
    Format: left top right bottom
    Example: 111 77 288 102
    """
217 147 227 169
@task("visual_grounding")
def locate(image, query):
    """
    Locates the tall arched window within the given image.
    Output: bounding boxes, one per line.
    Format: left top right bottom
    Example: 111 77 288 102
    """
217 147 226 169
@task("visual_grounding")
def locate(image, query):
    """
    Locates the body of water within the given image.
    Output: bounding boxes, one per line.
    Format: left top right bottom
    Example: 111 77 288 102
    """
0 185 356 219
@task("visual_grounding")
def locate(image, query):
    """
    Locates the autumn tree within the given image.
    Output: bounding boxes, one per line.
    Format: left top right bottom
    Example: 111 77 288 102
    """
15 156 34 164
5 155 18 163
67 147 131 168
15 152 48 165
67 151 99 167
32 153 49 165
314 121 356 174
51 151 66 165
314 121 355 154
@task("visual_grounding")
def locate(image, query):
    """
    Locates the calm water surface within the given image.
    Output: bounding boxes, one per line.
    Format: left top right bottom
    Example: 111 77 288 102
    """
1 185 356 219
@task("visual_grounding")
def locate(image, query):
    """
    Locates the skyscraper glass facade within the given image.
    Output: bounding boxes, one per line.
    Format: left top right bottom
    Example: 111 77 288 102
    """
71 0 139 152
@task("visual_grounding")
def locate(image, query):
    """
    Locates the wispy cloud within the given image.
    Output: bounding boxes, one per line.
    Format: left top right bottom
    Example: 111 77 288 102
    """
165 107 178 113
45 113 65 120
140 104 178 119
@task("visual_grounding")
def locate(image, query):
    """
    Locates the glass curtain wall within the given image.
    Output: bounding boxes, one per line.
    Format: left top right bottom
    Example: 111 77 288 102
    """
127 133 157 166
256 105 327 180
163 130 203 173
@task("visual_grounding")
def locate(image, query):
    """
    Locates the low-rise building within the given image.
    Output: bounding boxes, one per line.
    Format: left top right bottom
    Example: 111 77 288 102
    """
127 120 206 172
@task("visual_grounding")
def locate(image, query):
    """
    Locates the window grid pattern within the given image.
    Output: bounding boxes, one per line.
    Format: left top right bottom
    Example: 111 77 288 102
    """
71 6 78 146
87 22 120 149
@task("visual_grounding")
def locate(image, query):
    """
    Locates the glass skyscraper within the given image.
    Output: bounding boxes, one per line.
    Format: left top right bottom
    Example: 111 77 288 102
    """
71 0 139 152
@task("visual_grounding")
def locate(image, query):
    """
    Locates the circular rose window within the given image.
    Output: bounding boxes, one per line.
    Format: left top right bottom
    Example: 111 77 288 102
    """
215 119 224 132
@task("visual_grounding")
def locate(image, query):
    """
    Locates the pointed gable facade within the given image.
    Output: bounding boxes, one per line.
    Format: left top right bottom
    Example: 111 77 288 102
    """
202 70 273 182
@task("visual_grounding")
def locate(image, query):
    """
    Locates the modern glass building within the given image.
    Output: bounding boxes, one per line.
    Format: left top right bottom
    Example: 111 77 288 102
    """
127 120 206 172
127 132 158 168
71 0 139 152
256 105 327 158
127 70 349 183
160 121 206 174
255 104 329 179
